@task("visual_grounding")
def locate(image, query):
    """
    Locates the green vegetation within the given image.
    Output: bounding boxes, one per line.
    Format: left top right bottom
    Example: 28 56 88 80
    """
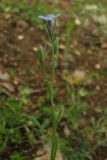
10 152 25 160
0 87 48 156
0 0 50 25
0 0 107 159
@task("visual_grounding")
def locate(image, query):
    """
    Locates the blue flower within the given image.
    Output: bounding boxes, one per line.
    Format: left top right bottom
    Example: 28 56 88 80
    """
38 14 61 36
38 14 61 21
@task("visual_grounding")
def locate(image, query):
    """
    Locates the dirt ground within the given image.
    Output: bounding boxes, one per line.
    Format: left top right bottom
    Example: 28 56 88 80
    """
0 13 107 106
0 0 107 159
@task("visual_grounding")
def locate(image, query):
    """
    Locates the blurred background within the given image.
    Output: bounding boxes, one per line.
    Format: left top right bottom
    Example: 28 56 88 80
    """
0 0 107 160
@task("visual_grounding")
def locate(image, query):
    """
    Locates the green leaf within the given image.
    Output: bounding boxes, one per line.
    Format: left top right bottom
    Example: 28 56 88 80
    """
65 19 75 51
36 47 45 70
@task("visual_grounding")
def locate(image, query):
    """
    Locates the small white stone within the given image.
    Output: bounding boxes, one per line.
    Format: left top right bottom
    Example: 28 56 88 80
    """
17 35 24 40
95 64 101 69
32 47 38 52
95 85 100 91
75 18 81 25
59 44 65 50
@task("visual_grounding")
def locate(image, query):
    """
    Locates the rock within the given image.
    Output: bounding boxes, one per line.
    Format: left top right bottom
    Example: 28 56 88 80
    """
32 46 38 52
94 63 101 69
17 35 25 40
75 18 81 25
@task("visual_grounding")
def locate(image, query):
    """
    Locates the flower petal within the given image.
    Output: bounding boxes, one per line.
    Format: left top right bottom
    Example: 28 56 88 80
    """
38 14 61 21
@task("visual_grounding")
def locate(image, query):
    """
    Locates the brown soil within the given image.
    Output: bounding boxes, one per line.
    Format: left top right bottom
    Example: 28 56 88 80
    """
0 0 107 159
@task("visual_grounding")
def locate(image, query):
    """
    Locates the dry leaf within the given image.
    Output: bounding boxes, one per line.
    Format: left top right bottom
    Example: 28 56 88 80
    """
0 71 10 82
101 42 107 49
33 144 62 160
62 70 86 85
0 82 14 92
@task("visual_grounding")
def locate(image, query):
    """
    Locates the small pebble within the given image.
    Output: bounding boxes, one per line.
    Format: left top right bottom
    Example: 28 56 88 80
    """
17 35 24 40
95 64 101 69
32 47 38 52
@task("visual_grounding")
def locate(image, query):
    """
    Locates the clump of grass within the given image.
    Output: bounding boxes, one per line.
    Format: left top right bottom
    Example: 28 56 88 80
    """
36 14 62 160
0 0 51 25
0 87 45 156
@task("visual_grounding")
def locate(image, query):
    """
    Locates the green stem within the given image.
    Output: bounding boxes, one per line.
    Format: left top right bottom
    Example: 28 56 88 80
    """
50 37 58 160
